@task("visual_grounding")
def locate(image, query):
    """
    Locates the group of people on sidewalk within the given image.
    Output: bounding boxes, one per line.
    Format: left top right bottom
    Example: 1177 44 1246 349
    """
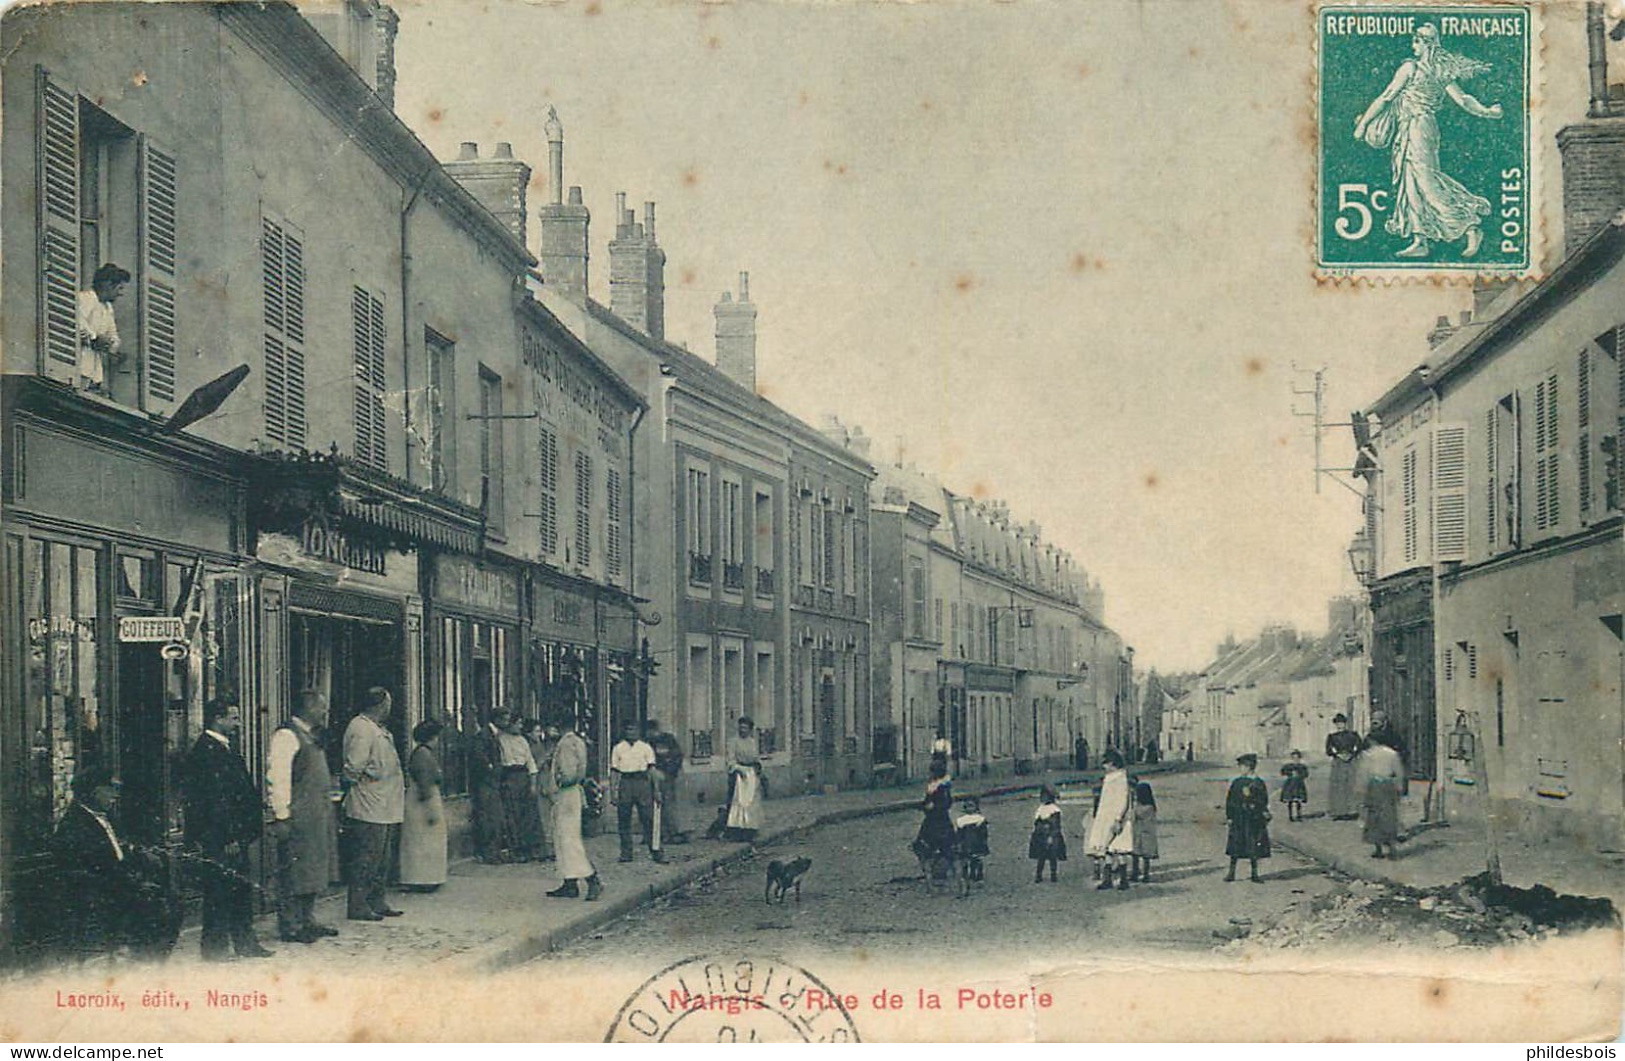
1309 711 1412 859
23 682 778 966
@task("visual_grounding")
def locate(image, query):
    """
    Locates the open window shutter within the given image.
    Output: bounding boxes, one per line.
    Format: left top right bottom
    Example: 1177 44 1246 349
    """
1431 422 1468 561
37 69 79 382
1484 406 1498 548
139 137 179 412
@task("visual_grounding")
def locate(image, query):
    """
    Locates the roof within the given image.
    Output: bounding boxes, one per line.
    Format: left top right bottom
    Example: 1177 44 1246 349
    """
1364 214 1625 420
518 295 645 411
218 3 535 274
583 299 873 476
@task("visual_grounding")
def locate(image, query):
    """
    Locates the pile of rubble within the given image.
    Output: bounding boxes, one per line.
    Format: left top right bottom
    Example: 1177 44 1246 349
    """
1220 873 1619 952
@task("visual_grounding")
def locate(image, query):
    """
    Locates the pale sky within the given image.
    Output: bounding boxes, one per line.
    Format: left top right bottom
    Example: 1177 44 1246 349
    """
394 0 1594 671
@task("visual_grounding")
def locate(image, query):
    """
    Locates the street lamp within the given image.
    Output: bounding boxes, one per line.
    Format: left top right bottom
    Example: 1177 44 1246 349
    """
1346 531 1375 586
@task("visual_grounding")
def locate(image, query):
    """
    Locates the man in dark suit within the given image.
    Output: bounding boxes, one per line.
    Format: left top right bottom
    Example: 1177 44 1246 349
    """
469 712 507 863
46 766 180 963
182 701 273 961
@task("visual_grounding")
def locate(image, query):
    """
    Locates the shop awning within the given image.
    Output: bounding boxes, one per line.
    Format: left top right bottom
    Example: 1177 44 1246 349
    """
248 451 485 555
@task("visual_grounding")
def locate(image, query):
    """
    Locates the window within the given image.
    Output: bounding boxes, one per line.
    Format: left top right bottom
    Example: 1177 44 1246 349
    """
574 450 592 567
688 641 712 756
808 503 824 588
686 466 711 585
37 75 178 411
907 557 927 638
352 286 387 471
951 602 961 657
753 488 774 598
606 466 623 585
261 217 307 449
1489 394 1520 550
799 501 815 587
843 519 857 596
843 664 857 743
538 427 558 556
934 598 944 642
478 368 504 528
426 329 456 492
721 479 743 591
822 509 837 589
723 642 743 738
754 645 777 743
1533 372 1560 533
1582 328 1623 518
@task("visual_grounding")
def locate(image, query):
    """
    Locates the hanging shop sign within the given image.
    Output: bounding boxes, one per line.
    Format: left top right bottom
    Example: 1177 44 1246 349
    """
118 616 185 643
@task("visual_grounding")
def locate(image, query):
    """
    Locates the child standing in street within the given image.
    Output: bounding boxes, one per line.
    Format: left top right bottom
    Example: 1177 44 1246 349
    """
1130 778 1159 883
1279 750 1309 822
1028 785 1067 883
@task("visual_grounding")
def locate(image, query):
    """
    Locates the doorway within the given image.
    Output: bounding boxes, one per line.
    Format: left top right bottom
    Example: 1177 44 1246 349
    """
116 639 179 846
288 611 404 775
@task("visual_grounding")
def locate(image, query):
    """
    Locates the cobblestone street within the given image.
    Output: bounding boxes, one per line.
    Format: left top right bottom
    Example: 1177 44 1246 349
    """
544 767 1345 963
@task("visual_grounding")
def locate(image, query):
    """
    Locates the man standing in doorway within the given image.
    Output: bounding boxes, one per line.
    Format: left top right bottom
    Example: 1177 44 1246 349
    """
645 718 688 846
183 700 273 961
469 712 507 863
342 687 406 922
267 690 339 943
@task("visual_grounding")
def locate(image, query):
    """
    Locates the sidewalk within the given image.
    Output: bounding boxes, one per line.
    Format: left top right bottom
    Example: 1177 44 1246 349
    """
165 761 1197 974
1270 798 1625 908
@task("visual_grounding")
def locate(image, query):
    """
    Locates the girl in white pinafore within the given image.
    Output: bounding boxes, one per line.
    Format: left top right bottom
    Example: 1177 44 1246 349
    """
1085 751 1135 891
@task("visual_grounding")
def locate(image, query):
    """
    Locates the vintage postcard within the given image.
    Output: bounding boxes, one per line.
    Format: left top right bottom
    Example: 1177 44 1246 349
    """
0 0 1621 1045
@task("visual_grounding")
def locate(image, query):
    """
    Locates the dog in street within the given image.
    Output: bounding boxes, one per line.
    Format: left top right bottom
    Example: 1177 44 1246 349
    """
764 857 812 904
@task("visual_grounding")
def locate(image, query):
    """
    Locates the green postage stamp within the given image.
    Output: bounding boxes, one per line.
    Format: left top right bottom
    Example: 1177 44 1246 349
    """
1318 5 1533 276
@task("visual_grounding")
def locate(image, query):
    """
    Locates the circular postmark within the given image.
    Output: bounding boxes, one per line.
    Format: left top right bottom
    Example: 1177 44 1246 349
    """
605 954 862 1043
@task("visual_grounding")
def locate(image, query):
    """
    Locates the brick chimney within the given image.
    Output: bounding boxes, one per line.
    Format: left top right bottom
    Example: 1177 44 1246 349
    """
308 0 400 109
442 141 531 247
1557 3 1625 255
608 194 666 339
537 107 590 304
714 271 758 392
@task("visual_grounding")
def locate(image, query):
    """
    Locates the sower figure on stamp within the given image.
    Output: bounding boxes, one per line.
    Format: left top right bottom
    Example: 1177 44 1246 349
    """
342 687 406 922
1354 23 1502 258
266 690 339 943
1224 753 1272 884
611 718 665 864
546 712 603 901
183 700 273 961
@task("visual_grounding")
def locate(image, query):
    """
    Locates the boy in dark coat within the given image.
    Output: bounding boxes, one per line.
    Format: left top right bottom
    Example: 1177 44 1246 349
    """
1224 753 1272 883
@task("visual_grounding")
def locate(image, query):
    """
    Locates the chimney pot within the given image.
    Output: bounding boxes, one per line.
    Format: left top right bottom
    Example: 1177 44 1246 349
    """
567 186 583 205
1459 310 1472 326
1435 315 1451 329
644 201 656 242
494 142 514 159
739 271 750 301
458 141 479 160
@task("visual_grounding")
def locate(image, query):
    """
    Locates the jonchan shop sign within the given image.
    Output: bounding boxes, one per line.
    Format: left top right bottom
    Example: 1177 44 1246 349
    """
301 519 387 575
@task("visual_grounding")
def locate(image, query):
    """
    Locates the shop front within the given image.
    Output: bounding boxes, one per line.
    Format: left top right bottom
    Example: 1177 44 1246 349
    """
1 379 248 951
428 551 521 799
526 566 639 779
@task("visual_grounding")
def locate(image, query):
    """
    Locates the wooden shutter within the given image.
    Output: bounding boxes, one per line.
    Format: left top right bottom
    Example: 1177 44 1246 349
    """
1431 422 1468 561
139 137 179 411
1484 406 1498 548
574 450 592 566
606 466 623 582
1578 348 1593 518
538 428 558 555
352 287 386 470
37 69 79 382
261 218 306 450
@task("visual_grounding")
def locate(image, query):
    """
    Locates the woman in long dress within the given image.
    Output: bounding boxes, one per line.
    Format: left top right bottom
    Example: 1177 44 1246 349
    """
545 717 602 901
911 759 955 886
1361 734 1406 859
1325 714 1362 820
724 716 763 842
1353 23 1503 258
1085 751 1134 891
400 719 447 891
